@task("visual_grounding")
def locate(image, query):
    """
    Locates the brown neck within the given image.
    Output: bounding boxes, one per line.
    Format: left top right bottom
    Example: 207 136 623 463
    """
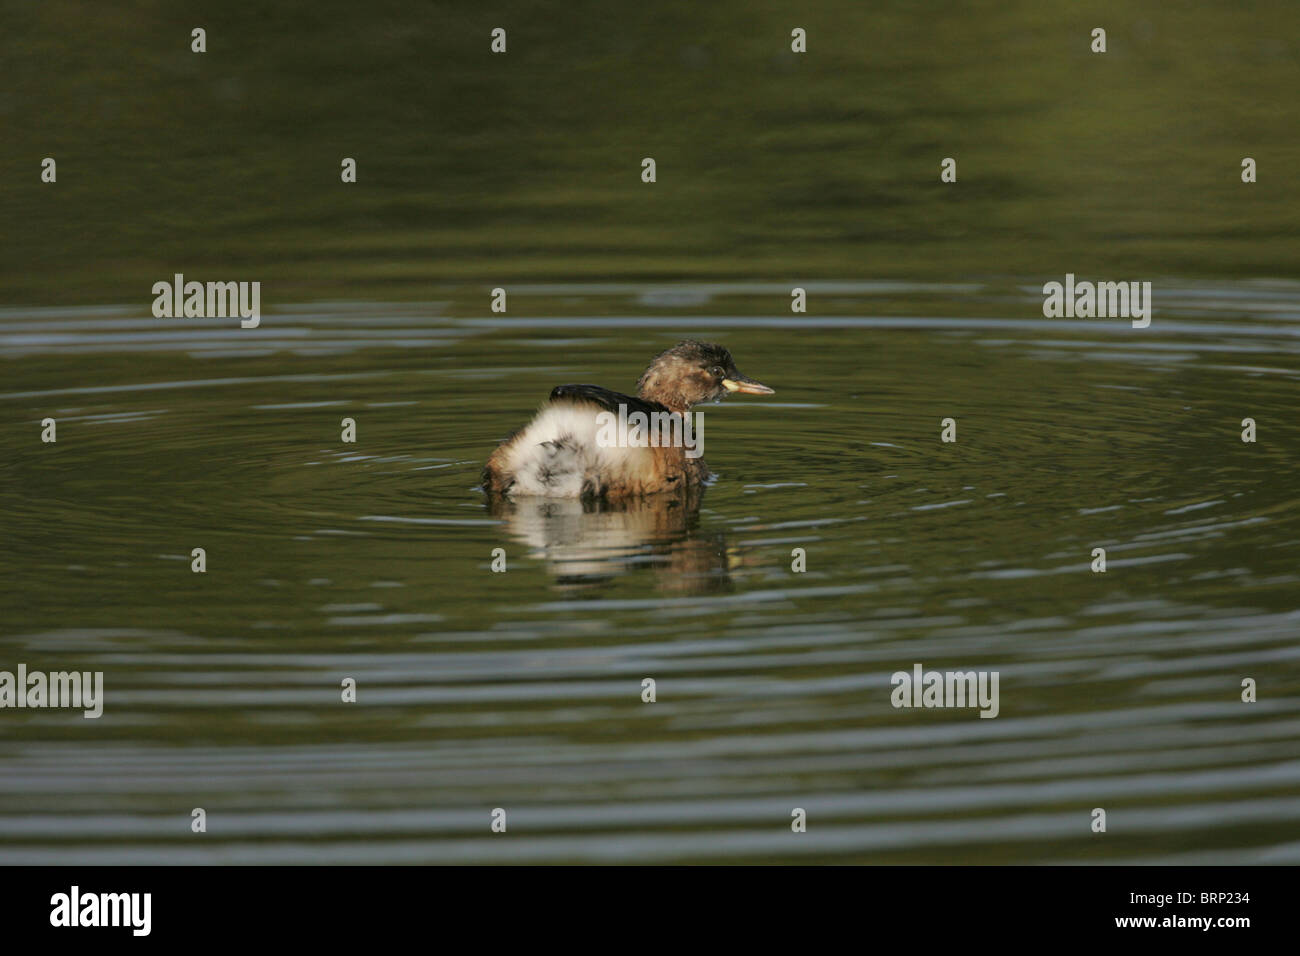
637 383 692 414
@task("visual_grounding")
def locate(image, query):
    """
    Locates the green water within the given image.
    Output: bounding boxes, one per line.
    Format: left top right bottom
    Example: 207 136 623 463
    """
4 1 1300 301
2 2 1300 863
1 284 1299 863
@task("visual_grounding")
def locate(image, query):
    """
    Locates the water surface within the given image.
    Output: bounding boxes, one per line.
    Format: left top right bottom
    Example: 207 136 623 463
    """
2 281 1298 863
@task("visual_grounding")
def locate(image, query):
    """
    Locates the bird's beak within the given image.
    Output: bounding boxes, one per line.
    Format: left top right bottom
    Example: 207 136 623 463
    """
722 373 774 395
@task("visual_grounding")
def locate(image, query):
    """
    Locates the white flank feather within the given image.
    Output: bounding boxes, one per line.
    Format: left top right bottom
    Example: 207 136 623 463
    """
500 402 654 497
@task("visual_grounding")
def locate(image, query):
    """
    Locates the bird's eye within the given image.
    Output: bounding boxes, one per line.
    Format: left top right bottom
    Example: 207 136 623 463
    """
709 366 724 377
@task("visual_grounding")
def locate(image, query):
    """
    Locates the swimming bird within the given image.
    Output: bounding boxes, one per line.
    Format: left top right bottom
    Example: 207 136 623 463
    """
482 340 774 499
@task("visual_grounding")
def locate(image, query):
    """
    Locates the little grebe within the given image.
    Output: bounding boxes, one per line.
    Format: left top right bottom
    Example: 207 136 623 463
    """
483 340 773 498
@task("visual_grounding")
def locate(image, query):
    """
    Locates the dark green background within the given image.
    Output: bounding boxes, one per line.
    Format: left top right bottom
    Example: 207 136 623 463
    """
5 0 1297 305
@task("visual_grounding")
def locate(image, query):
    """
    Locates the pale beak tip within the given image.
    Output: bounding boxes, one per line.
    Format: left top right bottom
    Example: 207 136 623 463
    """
722 378 774 396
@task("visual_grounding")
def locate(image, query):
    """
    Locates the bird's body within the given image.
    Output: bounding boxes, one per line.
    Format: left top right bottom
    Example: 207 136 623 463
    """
483 386 705 498
483 341 773 500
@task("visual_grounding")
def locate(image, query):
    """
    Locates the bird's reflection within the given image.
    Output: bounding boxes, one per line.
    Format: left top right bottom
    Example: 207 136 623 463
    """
487 487 737 594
